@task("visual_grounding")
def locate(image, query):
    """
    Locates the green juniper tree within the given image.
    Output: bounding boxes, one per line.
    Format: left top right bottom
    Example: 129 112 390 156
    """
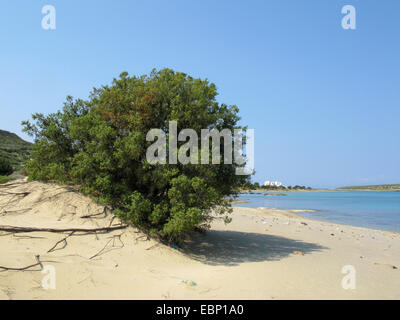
22 69 248 242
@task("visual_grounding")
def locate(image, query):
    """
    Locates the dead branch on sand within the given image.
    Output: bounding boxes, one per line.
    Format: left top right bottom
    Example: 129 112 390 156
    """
0 191 31 214
81 206 108 219
89 233 125 259
0 191 31 196
0 224 127 233
13 234 46 239
0 255 43 272
0 181 27 189
47 231 75 253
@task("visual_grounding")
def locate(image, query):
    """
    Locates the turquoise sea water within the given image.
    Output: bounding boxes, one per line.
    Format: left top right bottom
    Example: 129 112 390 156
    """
233 191 400 233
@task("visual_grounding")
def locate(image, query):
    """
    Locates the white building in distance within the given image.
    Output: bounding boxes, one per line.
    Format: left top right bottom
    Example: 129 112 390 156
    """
263 180 283 187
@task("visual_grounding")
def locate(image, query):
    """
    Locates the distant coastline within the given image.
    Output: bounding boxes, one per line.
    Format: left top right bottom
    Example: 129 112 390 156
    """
240 188 334 193
336 184 400 191
240 184 400 193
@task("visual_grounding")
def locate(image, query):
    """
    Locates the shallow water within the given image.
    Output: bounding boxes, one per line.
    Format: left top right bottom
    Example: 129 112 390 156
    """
233 191 400 233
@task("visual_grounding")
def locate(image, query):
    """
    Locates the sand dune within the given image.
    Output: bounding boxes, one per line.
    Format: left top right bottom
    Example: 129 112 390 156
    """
0 180 399 299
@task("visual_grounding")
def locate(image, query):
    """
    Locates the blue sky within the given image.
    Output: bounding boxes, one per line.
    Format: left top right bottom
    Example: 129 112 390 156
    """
0 0 399 188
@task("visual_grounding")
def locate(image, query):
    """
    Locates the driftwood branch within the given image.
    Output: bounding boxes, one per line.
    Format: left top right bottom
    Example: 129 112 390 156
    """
0 191 31 214
80 212 104 219
89 233 125 259
13 234 46 239
0 224 127 233
81 206 108 219
0 182 27 188
0 191 30 196
0 255 43 272
47 231 75 253
146 243 160 251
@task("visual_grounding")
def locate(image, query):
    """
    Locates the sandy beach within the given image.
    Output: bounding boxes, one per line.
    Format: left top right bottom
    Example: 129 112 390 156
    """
0 180 399 300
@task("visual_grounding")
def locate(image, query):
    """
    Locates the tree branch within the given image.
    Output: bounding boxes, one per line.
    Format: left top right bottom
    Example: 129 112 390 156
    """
0 224 127 233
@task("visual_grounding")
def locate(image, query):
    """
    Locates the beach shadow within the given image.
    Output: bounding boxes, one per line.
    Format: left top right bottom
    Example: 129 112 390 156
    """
182 230 327 266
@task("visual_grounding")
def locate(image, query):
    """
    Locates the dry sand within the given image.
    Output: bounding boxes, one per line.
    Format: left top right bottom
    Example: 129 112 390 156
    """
0 180 399 300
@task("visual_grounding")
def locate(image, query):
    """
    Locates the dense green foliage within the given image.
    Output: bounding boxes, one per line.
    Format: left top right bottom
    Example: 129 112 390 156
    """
22 69 248 242
0 157 13 176
0 130 32 171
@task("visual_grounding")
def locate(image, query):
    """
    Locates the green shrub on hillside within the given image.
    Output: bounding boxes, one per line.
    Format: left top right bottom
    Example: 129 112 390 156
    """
0 175 15 184
0 130 32 171
0 157 13 176
22 69 248 242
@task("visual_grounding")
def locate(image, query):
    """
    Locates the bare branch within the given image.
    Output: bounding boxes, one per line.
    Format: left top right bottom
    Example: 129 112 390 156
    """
0 224 127 233
0 255 44 272
47 231 75 253
89 233 125 259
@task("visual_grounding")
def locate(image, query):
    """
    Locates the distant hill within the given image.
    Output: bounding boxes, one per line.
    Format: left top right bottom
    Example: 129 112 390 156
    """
0 129 32 171
337 184 400 191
